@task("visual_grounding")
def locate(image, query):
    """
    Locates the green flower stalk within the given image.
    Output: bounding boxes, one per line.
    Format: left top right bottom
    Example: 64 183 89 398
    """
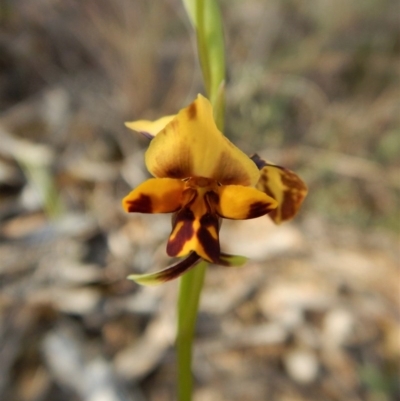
179 2 226 399
182 0 226 131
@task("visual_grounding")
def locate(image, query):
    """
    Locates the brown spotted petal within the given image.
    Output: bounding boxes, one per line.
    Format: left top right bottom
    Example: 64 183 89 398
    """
166 189 220 263
214 185 278 220
127 252 201 286
251 154 308 224
122 178 186 214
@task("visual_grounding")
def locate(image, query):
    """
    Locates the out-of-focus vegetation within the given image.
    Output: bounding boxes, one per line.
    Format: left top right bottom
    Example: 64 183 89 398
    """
0 1 398 401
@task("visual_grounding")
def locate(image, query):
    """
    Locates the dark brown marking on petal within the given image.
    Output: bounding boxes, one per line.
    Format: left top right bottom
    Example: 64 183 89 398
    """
197 213 220 263
260 168 269 184
158 252 201 282
171 189 197 228
280 168 308 191
165 165 189 179
166 144 192 177
187 102 197 120
167 208 195 257
126 194 152 213
200 213 219 228
246 201 275 219
153 143 193 179
280 190 297 221
256 176 277 200
213 150 251 186
204 191 220 213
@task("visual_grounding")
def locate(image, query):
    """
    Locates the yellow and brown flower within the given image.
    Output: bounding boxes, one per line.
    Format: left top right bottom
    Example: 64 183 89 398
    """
123 95 307 285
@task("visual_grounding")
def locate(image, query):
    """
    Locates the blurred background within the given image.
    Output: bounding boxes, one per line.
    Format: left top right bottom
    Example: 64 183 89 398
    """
0 0 399 400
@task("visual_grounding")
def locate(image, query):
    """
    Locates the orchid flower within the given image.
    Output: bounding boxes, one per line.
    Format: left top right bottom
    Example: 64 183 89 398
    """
122 95 307 285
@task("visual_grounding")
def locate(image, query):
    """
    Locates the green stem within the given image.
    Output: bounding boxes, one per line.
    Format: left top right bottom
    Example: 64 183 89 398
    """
177 1 225 399
177 261 207 401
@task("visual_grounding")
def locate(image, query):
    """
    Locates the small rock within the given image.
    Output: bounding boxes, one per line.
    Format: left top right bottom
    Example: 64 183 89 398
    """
284 349 319 384
323 308 354 349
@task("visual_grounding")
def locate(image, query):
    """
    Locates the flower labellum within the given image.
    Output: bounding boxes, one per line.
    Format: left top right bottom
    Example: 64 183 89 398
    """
123 95 307 285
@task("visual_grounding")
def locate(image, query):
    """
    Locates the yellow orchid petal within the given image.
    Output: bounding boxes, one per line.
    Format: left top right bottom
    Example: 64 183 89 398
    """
127 252 201 286
145 94 260 185
122 178 185 213
125 115 175 139
215 185 278 220
167 189 220 263
251 154 308 224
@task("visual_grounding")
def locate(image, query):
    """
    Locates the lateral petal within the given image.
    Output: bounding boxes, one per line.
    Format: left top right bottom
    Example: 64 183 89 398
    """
251 154 308 224
167 190 220 263
125 115 175 139
127 252 201 286
215 185 278 220
122 178 185 213
145 94 260 185
217 253 248 266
